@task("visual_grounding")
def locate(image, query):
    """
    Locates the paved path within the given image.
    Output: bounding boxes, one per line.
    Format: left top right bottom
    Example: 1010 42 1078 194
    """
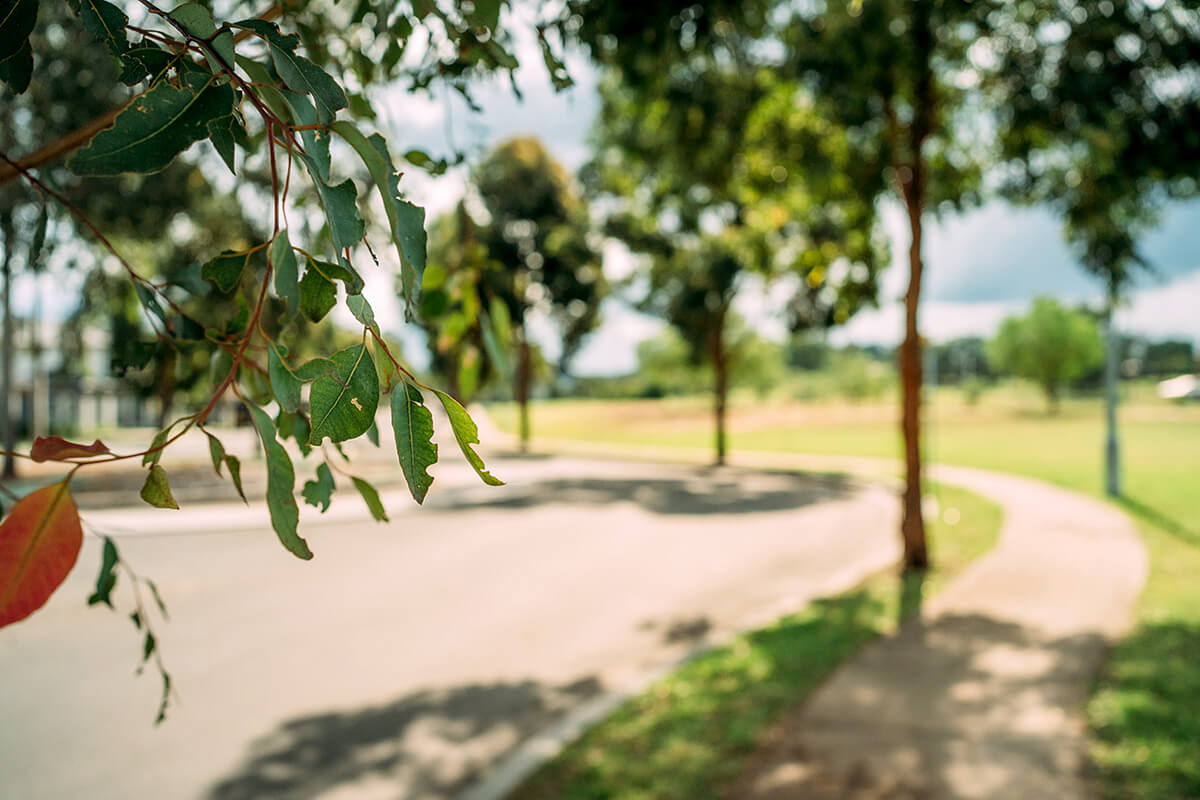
733 463 1147 800
0 454 897 800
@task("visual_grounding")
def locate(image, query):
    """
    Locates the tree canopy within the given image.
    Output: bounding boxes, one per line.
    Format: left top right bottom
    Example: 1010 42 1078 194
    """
989 297 1104 412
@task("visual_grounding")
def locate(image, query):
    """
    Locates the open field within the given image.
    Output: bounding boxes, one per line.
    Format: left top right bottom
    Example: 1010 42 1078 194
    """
490 385 1200 798
510 484 1002 800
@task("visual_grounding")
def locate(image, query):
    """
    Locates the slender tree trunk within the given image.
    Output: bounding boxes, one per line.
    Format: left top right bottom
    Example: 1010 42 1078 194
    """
711 314 728 467
1 213 16 479
1103 290 1121 496
899 196 928 570
516 330 532 453
896 1 934 572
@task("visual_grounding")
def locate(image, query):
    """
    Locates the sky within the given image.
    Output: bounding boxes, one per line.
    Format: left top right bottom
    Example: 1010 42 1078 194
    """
359 23 1200 376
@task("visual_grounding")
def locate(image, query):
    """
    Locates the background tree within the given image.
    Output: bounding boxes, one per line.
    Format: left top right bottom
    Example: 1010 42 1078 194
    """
988 298 1103 413
993 0 1200 495
419 138 605 450
778 1 1013 569
578 5 885 467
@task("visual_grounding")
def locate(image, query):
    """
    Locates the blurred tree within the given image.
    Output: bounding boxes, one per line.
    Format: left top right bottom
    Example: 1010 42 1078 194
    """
635 321 786 399
1142 340 1194 377
993 0 1200 495
779 0 1002 569
930 337 993 385
988 298 1103 413
578 6 885 466
419 138 605 450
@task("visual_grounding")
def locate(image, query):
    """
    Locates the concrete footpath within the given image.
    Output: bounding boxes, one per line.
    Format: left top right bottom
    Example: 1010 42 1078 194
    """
728 463 1147 799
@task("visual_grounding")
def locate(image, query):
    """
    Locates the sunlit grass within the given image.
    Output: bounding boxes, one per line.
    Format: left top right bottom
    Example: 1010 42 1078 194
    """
490 388 1200 798
508 485 1001 800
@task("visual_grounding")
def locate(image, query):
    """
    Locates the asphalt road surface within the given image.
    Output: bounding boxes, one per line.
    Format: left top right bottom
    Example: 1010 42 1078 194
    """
0 455 896 800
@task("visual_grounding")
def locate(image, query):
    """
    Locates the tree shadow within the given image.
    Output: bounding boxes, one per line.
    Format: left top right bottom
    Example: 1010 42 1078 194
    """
898 568 927 624
735 613 1112 800
515 590 891 800
1116 495 1200 548
205 676 601 800
428 470 854 517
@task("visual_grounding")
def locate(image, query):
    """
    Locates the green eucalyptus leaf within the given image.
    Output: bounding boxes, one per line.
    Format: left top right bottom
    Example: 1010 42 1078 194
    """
201 248 256 293
391 381 437 503
307 256 363 294
346 294 379 337
207 115 238 174
282 90 330 184
331 122 427 309
134 284 168 330
142 426 170 467
294 357 338 382
0 0 37 64
309 173 365 254
308 344 379 445
112 340 157 374
269 229 299 316
145 578 169 619
224 454 247 503
87 537 120 608
80 0 128 55
224 291 250 334
0 39 32 94
235 54 294 121
205 430 225 474
267 341 302 413
118 44 173 86
267 39 347 122
232 19 299 51
302 463 335 512
67 72 235 176
351 476 388 522
432 390 503 486
277 410 313 456
140 465 180 509
298 267 335 323
246 403 312 559
376 342 401 393
170 3 235 68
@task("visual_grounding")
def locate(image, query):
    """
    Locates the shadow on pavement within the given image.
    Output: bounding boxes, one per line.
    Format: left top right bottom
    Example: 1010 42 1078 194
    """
206 676 601 800
431 472 854 517
736 613 1110 800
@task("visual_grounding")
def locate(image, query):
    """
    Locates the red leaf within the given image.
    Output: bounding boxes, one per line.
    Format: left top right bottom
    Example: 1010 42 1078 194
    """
0 483 84 628
30 436 111 463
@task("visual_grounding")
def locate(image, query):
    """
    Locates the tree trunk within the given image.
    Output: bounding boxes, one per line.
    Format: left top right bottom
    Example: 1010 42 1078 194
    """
711 314 728 467
899 195 928 571
1 213 16 479
1103 291 1121 497
896 1 934 572
516 330 532 453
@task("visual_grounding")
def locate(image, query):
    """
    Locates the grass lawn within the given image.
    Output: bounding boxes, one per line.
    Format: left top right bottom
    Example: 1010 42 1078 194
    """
509 485 1002 800
490 387 1200 798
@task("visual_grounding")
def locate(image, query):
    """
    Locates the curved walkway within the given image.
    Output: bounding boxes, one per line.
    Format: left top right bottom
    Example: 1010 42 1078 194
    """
460 420 1149 800
729 463 1149 800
